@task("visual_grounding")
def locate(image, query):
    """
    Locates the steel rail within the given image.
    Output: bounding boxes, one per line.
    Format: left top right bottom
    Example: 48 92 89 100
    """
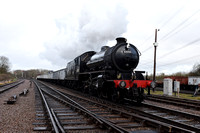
127 104 200 132
39 82 125 133
34 81 59 133
52 89 127 133
142 102 200 121
0 80 21 87
0 80 25 94
147 94 200 107
147 97 200 110
39 81 192 133
51 108 65 133
61 90 195 132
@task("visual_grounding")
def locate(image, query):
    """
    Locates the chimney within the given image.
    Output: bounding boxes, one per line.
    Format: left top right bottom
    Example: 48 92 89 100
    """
116 37 127 44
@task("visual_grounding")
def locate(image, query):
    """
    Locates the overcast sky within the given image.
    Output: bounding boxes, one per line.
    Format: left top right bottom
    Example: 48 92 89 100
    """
0 0 200 75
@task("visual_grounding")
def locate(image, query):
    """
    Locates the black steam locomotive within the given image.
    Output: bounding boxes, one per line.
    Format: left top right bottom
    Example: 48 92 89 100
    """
37 37 153 103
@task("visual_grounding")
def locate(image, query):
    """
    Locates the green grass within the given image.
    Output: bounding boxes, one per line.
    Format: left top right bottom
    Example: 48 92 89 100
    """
0 78 17 85
145 90 200 100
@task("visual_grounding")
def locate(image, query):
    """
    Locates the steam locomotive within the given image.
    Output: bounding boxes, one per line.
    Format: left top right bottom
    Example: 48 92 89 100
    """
37 37 154 103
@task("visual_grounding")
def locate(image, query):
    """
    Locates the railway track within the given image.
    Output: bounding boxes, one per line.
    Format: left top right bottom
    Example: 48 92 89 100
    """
33 80 126 132
130 103 200 132
34 81 197 133
82 95 200 132
76 94 200 132
0 80 24 94
146 94 200 110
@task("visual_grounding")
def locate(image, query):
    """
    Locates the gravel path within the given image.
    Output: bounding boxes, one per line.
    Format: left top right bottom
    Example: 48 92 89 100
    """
0 80 36 132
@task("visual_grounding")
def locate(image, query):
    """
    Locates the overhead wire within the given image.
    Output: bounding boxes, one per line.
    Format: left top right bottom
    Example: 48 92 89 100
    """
140 37 200 66
141 45 152 53
139 53 200 74
159 9 200 41
158 37 200 59
139 6 200 71
141 9 200 65
140 35 154 48
161 16 200 41
157 54 200 68
140 7 184 53
159 7 184 28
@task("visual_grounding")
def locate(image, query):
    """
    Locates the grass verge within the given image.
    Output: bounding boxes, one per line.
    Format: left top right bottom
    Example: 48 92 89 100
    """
145 90 200 100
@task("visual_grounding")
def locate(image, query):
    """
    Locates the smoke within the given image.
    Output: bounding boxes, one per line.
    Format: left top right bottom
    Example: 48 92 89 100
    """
41 2 128 68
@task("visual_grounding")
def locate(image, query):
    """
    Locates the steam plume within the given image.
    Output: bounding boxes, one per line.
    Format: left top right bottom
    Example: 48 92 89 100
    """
41 2 128 68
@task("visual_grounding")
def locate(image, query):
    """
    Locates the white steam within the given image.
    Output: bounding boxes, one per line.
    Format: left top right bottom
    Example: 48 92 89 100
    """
41 2 128 68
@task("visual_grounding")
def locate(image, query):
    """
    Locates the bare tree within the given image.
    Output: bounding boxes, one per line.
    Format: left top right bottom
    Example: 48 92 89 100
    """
13 69 50 79
0 56 11 74
189 63 200 76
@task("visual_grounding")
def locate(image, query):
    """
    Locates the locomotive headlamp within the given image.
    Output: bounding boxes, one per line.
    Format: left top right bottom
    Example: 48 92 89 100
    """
119 81 126 88
117 73 121 79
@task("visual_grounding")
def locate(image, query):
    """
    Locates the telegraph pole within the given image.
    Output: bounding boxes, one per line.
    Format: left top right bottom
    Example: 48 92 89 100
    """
153 29 159 92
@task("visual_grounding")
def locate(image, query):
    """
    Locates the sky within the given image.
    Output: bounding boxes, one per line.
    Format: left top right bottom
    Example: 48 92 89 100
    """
0 0 200 75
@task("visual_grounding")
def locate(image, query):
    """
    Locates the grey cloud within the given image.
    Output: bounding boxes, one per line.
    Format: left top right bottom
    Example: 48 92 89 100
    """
41 3 128 66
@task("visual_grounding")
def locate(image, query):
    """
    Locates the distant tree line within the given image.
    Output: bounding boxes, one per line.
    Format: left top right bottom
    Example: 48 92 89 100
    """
189 63 200 76
1 55 200 81
154 63 200 81
0 56 50 81
13 69 50 79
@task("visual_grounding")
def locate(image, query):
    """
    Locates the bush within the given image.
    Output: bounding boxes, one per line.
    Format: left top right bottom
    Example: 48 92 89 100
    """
0 73 15 81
